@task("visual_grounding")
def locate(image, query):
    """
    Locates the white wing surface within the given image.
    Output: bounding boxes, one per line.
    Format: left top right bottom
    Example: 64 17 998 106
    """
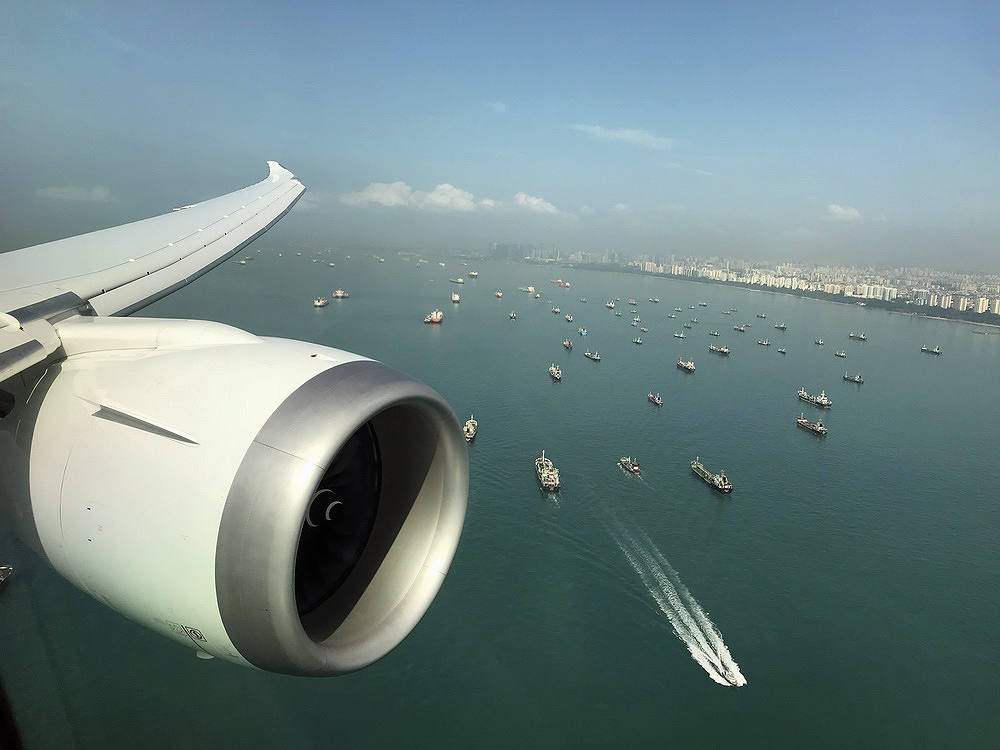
0 161 304 381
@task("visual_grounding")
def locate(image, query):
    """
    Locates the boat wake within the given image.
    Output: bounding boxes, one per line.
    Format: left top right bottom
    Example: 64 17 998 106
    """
614 529 747 687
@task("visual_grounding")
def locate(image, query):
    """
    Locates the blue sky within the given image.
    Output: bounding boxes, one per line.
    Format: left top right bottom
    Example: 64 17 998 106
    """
2 0 999 269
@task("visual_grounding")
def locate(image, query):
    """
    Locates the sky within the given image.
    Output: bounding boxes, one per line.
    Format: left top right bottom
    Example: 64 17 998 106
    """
2 0 999 270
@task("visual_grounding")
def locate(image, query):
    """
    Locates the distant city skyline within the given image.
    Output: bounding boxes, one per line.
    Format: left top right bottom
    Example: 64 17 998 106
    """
2 2 998 270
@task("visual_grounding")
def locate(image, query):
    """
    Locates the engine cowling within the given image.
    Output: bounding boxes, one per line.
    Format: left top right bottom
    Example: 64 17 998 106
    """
4 316 467 675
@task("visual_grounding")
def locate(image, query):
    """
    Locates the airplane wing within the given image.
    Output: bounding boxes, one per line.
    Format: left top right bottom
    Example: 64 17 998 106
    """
0 161 304 382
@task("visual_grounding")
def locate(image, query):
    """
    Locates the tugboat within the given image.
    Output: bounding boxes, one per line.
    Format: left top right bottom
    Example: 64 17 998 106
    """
691 458 733 493
677 359 696 372
632 337 643 345
563 339 573 349
673 332 686 339
548 364 562 380
463 416 478 442
849 332 867 340
835 350 847 358
535 451 560 492
509 311 517 320
619 456 641 475
313 297 330 307
333 289 349 299
648 392 663 406
584 350 602 361
757 339 770 346
424 309 444 324
797 414 828 435
798 387 832 407
708 344 730 355
920 345 942 355
844 372 864 384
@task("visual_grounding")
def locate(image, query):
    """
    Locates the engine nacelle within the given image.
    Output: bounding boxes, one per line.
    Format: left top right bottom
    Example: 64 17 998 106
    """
5 316 467 675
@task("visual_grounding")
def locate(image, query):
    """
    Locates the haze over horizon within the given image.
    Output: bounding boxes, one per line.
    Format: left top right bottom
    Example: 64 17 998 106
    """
2 1 998 270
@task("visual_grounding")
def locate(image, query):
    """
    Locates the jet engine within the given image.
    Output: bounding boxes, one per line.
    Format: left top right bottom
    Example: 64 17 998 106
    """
2 316 468 676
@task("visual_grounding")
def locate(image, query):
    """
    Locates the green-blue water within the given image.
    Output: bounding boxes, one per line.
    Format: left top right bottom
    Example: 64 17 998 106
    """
2 250 999 747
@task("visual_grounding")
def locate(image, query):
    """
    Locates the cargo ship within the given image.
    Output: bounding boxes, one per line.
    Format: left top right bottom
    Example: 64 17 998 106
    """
843 372 864 384
619 456 641 475
463 416 478 442
535 451 560 491
648 392 663 406
677 359 696 372
797 414 828 435
798 387 832 407
691 457 733 493
920 345 942 355
708 345 730 355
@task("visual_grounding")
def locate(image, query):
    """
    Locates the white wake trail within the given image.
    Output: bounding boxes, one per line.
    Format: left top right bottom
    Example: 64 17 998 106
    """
614 534 731 686
615 528 747 687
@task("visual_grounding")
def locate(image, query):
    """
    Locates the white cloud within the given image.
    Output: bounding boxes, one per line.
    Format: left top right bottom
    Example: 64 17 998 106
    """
613 203 632 216
342 181 564 215
570 124 676 150
513 192 559 214
485 101 507 114
825 204 862 222
36 185 114 202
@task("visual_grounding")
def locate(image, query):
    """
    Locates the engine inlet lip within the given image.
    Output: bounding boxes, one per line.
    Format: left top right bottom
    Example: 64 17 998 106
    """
215 358 467 676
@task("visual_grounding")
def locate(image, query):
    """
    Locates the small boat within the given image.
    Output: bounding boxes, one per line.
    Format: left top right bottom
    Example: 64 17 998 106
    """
777 348 786 354
509 311 517 320
673 332 686 339
683 323 693 329
668 313 676 318
691 457 733 493
774 323 787 330
628 300 638 306
578 327 587 335
633 316 641 323
451 292 461 303
584 351 601 361
606 300 616 309
756 313 766 318
734 325 746 332
797 414 828 435
648 392 663 406
424 309 443 324
565 314 574 322
463 416 478 442
650 298 660 303
709 331 720 337
580 297 587 303
632 321 639 327
632 337 643 345
469 270 479 277
333 289 349 299
449 277 465 284
721 310 732 315
313 297 330 307
849 332 867 340
815 339 824 345
798 387 832 407
844 372 864 384
551 307 561 314
920 345 942 355
758 339 770 346
535 450 560 492
698 302 707 307
640 327 648 332
677 359 696 372
619 456 641 475
690 318 698 323
708 345 730 355
534 293 541 298
835 350 847 358
549 364 562 380
563 339 573 349
0 565 12 588
615 311 622 317
495 290 503 298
